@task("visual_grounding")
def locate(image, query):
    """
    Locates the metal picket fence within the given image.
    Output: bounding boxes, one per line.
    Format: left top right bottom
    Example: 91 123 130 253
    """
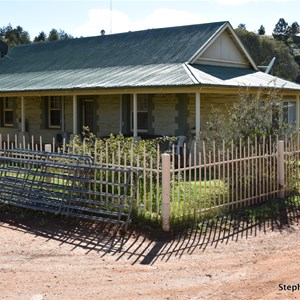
0 133 300 231
0 148 141 231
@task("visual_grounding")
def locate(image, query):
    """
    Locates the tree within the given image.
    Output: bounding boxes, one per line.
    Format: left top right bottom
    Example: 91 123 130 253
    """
258 25 265 35
48 28 59 41
273 18 289 40
34 31 47 43
0 24 30 47
47 28 73 41
34 28 73 43
273 19 300 44
1 23 73 47
58 29 73 40
238 23 246 30
236 28 300 82
235 28 261 62
288 21 300 36
18 30 31 44
272 41 300 80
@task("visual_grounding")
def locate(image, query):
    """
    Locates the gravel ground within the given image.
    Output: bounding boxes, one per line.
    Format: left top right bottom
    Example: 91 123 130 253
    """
0 205 300 300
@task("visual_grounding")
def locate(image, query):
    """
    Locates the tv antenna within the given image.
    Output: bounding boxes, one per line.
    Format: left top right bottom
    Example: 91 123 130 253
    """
110 0 112 34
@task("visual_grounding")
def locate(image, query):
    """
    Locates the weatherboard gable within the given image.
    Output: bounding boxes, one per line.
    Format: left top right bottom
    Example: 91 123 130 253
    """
191 24 258 70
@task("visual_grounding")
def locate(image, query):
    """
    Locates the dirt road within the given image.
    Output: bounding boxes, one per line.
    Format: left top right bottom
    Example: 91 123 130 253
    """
0 207 300 300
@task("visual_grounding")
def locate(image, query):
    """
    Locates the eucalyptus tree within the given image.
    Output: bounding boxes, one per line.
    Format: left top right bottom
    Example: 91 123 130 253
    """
0 24 30 47
34 31 47 43
236 27 299 82
258 25 265 35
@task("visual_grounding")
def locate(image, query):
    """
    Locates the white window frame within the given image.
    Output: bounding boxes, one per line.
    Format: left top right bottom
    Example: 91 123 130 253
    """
283 101 296 127
131 95 149 132
48 96 61 129
3 98 14 127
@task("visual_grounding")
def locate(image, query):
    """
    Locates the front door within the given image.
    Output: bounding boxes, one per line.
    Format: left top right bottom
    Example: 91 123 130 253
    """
82 100 94 132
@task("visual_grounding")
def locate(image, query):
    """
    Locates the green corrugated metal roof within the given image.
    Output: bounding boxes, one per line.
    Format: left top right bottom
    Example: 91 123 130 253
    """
0 21 300 93
188 64 300 90
0 22 228 92
0 64 196 92
0 21 227 73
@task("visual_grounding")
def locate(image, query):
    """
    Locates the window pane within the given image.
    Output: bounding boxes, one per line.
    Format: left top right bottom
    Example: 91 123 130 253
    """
131 95 149 131
4 111 13 125
4 99 13 109
288 101 296 125
283 102 288 124
137 112 148 130
48 96 61 128
3 97 14 127
137 98 148 111
50 110 60 126
50 97 60 109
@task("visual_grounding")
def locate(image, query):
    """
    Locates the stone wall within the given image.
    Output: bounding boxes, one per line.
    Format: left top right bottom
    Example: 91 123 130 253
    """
152 94 178 136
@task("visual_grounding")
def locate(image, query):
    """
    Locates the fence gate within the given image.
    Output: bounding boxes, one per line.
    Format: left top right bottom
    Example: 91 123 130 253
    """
0 149 140 231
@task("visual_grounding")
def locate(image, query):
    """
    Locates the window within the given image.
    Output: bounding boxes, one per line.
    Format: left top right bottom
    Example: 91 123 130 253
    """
131 95 149 132
3 98 14 127
48 96 61 128
283 101 296 128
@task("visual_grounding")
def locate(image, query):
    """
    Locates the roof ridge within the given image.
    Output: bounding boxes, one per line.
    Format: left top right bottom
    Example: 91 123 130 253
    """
11 21 229 49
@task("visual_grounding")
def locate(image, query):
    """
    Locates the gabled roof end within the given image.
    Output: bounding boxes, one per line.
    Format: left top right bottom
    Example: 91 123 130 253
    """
189 21 259 71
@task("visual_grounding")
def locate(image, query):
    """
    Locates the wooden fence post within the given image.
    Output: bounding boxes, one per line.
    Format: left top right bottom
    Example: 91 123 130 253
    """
277 140 285 199
162 153 171 232
45 144 52 152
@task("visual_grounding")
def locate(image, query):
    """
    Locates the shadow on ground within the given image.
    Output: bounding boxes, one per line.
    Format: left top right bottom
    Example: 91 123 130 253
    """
0 196 299 265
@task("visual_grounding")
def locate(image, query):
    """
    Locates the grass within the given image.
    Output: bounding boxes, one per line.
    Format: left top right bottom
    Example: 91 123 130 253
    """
1 194 300 236
132 179 229 227
170 180 229 225
162 176 300 231
191 195 300 234
239 195 300 222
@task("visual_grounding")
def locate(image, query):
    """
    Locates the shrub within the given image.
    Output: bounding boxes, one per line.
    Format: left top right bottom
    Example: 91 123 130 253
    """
201 87 293 149
67 127 176 222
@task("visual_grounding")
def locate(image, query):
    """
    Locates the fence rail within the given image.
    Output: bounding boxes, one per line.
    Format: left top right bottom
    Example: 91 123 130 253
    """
0 133 299 231
0 148 140 231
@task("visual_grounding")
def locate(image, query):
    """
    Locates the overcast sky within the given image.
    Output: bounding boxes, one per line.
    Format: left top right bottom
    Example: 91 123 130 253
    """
1 0 299 39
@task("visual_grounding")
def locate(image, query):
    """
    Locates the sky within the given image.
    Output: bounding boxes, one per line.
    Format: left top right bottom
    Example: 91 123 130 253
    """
0 0 299 40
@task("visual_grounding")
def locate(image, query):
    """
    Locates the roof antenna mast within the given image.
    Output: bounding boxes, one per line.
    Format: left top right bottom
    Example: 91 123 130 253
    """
110 0 112 34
